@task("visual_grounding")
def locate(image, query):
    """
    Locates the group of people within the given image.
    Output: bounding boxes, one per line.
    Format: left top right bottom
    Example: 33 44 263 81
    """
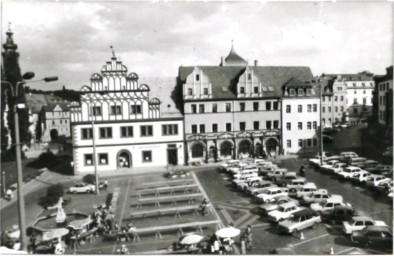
200 198 211 216
91 203 116 234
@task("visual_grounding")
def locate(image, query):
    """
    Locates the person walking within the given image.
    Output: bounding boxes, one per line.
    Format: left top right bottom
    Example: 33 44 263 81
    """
244 225 253 250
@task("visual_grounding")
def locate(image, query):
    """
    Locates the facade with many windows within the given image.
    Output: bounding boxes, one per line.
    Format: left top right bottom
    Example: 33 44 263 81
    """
178 46 314 163
376 66 393 126
281 80 320 154
320 76 347 126
70 56 184 174
40 103 71 142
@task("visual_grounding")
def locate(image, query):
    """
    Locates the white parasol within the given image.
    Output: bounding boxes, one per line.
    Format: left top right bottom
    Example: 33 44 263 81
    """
42 228 69 241
179 234 204 245
215 227 241 238
0 246 28 254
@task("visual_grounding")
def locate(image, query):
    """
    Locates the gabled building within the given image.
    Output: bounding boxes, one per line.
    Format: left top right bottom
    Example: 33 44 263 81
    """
177 45 315 163
39 103 71 142
70 55 184 174
319 75 347 126
374 66 393 140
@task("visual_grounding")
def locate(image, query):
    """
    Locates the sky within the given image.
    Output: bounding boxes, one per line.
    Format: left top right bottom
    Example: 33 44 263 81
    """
1 1 392 91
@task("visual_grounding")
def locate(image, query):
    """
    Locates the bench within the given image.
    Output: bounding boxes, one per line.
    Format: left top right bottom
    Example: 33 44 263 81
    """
136 179 195 190
129 204 206 219
132 184 199 198
133 193 203 208
131 220 222 242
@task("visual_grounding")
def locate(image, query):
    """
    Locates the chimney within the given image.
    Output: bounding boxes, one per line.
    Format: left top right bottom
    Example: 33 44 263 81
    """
254 60 258 66
221 56 225 66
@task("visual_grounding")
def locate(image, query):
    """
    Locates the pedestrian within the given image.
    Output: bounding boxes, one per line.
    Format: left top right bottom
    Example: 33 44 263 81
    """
120 244 129 254
5 188 13 201
213 239 220 254
299 165 305 176
244 225 253 250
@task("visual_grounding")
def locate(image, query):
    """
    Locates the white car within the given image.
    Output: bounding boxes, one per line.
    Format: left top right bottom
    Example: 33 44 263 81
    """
310 199 351 214
337 167 363 179
295 183 318 198
247 181 277 195
343 216 387 234
233 169 259 179
232 173 259 185
286 178 308 189
221 160 241 170
236 176 263 190
259 166 278 176
267 169 288 180
69 183 95 194
302 191 342 205
230 165 258 175
330 162 348 174
340 152 359 161
350 171 371 184
365 175 392 187
256 187 288 203
267 202 303 222
320 160 340 172
226 163 248 173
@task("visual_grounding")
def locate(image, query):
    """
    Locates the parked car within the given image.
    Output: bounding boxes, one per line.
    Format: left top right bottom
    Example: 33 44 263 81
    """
320 160 340 173
310 198 351 215
259 196 299 215
232 173 259 186
266 169 288 181
346 157 367 167
237 176 263 190
365 175 391 188
278 209 321 236
362 160 380 170
295 183 318 198
340 152 359 161
233 169 258 179
367 165 393 175
230 165 259 175
383 146 393 158
259 165 278 176
286 178 308 189
350 226 393 250
323 205 356 224
370 180 393 195
302 191 342 205
68 183 96 194
267 202 303 222
327 162 347 175
274 172 299 187
350 171 371 185
256 187 288 203
337 166 363 180
245 180 276 195
343 216 387 234
221 160 241 170
340 122 351 128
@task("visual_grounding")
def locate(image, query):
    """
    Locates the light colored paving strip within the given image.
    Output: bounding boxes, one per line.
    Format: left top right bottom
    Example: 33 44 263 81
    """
250 222 270 229
289 233 329 247
240 215 260 229
219 208 234 223
335 247 356 255
191 172 240 254
234 211 251 226
221 203 254 210
112 178 131 253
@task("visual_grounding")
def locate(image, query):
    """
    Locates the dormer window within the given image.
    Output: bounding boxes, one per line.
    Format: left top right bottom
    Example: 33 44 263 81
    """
306 89 312 95
240 87 245 94
196 74 200 81
248 74 252 80
188 88 193 95
289 89 295 96
298 89 304 96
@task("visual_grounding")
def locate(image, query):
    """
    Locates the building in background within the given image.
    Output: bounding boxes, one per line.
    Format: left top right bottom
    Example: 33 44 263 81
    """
320 75 347 126
281 80 320 154
374 66 393 140
70 55 184 174
177 45 315 163
39 103 71 142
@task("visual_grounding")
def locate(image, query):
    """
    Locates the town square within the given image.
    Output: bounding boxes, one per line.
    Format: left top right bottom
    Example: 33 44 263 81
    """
0 1 392 255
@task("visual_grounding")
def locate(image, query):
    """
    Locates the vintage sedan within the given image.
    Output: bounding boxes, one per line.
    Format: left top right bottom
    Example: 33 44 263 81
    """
343 216 387 234
350 226 393 250
267 202 303 222
246 181 277 195
278 209 321 236
259 196 299 215
68 183 96 194
256 187 288 203
310 198 351 215
302 191 341 205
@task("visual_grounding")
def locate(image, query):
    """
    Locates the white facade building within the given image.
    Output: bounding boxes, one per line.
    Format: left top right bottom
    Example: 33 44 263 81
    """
70 56 184 174
281 80 320 154
340 74 375 107
377 67 393 126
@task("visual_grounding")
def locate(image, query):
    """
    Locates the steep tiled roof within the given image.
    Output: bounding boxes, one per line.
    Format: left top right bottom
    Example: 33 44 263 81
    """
223 46 248 66
42 103 70 112
25 93 68 113
325 73 374 81
178 66 314 99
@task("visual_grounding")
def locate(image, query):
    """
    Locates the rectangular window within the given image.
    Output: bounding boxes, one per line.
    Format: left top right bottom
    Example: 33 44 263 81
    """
322 107 325 113
298 122 302 130
253 102 259 111
354 90 357 94
254 87 258 93
322 96 326 102
248 74 252 80
313 104 317 112
290 89 295 96
273 120 279 129
212 103 217 113
188 88 193 95
328 97 331 102
226 103 231 112
98 153 108 165
322 118 325 124
307 122 311 129
286 105 291 113
253 121 259 130
298 105 302 113
120 126 133 137
140 125 153 137
266 102 271 110
92 106 102 116
130 105 142 114
286 122 291 131
199 124 205 133
203 88 208 95
353 98 358 104
162 124 178 136
328 107 332 112
307 104 312 112
266 121 272 130
196 74 200 81
340 106 344 112
240 87 245 93
142 151 152 162
313 121 317 129
110 105 122 115
287 140 291 148
240 102 245 112
191 104 197 113
334 96 338 102
199 104 205 113
313 138 318 147
335 106 338 112
363 98 367 105
226 123 232 132
191 125 198 134
306 88 312 95
99 127 112 139
298 89 304 96
240 122 246 131
212 123 218 132
307 139 312 147
273 102 278 110
82 128 93 139
298 139 303 147
84 154 93 166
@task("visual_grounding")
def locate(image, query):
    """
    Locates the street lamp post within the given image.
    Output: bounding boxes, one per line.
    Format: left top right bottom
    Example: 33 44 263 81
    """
319 80 324 166
2 74 58 251
90 106 99 195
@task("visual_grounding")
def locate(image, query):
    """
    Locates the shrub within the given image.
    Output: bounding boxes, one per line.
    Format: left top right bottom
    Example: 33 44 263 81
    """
82 174 96 185
27 150 59 169
38 183 64 208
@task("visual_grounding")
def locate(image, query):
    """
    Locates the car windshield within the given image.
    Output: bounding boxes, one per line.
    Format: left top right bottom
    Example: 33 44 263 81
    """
366 177 374 181
277 206 286 212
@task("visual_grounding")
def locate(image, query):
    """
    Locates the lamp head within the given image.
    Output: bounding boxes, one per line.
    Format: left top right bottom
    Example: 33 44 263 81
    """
22 72 35 80
44 76 58 82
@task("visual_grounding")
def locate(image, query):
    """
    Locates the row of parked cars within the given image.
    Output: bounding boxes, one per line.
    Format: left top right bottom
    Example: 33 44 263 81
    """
309 151 393 199
220 158 392 250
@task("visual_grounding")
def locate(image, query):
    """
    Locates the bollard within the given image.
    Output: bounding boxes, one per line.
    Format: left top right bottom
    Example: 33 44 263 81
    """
241 240 246 254
300 232 304 240
330 247 334 255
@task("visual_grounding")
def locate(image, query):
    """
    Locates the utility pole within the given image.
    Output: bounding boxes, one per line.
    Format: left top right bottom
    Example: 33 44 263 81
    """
319 80 324 165
91 106 99 195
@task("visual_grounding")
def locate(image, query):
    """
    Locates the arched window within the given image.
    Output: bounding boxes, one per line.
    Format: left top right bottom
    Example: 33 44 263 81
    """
191 143 204 158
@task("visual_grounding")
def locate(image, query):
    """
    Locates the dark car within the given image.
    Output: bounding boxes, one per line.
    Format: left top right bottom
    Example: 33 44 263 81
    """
367 165 393 175
274 173 298 187
323 135 334 143
323 205 356 224
350 226 393 250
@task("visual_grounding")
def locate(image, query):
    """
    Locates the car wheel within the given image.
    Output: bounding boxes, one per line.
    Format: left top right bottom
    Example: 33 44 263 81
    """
317 211 322 216
281 182 286 187
272 177 277 182
311 222 317 229
291 229 299 237
330 219 336 225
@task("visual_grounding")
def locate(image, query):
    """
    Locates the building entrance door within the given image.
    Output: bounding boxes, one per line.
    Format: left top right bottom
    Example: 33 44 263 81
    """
118 150 131 168
167 144 178 165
